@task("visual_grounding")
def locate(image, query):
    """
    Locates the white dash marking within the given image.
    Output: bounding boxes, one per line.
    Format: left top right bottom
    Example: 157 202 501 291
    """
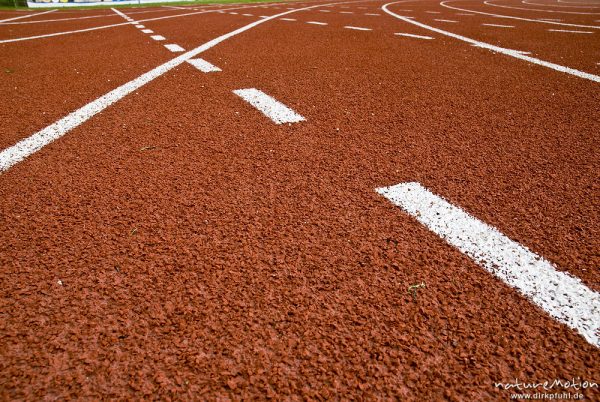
135 25 145 28
230 12 238 14
319 9 331 12
548 29 593 33
344 25 372 30
141 29 154 34
233 88 305 124
435 18 459 22
376 182 600 348
281 18 296 21
164 44 185 52
307 21 328 25
187 58 221 72
395 32 434 39
340 11 354 14
482 23 514 28
150 35 166 41
242 13 254 16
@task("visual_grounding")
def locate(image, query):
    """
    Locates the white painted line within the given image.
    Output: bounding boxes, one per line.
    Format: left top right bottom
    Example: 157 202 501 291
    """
233 88 305 124
150 35 166 41
135 24 145 28
471 44 531 54
141 29 154 34
482 23 515 27
548 28 593 33
0 9 56 23
187 58 222 72
382 2 600 83
307 21 328 25
164 43 185 52
395 32 434 39
344 25 372 30
340 11 354 13
539 18 563 21
230 12 239 14
435 18 459 22
376 182 600 348
456 12 475 15
441 0 600 29
0 3 330 171
319 9 331 12
281 17 296 21
242 13 254 16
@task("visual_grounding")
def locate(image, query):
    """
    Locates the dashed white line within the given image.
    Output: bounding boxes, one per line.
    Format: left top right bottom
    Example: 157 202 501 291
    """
0 2 332 172
164 43 185 52
340 11 354 13
435 18 459 22
383 2 600 82
242 13 254 16
548 28 593 33
344 25 372 30
482 23 515 27
150 35 166 41
233 88 305 124
395 32 434 39
319 9 331 12
281 18 296 21
365 13 381 15
376 182 600 348
135 24 145 28
307 21 328 25
187 58 222 73
141 29 154 34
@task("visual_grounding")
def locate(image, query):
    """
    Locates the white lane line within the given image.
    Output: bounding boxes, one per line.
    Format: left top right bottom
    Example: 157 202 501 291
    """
456 12 475 15
230 12 239 14
187 58 221 72
482 23 515 27
233 88 305 124
164 43 185 52
539 18 563 21
395 32 434 39
441 0 600 29
365 13 381 15
382 2 600 83
141 29 154 34
0 3 331 172
150 35 166 41
548 28 594 32
319 9 331 12
435 18 459 22
307 21 328 25
344 25 372 30
242 13 254 16
281 17 297 21
376 182 600 348
0 9 56 23
135 24 145 28
471 44 531 54
340 11 354 13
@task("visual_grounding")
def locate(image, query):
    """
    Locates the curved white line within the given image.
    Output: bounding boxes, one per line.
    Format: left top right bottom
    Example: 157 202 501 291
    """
523 0 600 8
382 1 600 83
486 0 600 14
440 0 600 29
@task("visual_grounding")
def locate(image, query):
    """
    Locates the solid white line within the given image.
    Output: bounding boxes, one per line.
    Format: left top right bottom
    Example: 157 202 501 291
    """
548 28 593 32
233 88 305 124
0 3 328 172
441 0 600 29
141 29 154 34
344 25 372 30
307 21 328 25
164 43 185 52
482 23 515 27
187 58 222 72
382 2 600 83
150 35 166 41
0 9 56 24
376 182 600 347
435 18 459 22
395 32 434 39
